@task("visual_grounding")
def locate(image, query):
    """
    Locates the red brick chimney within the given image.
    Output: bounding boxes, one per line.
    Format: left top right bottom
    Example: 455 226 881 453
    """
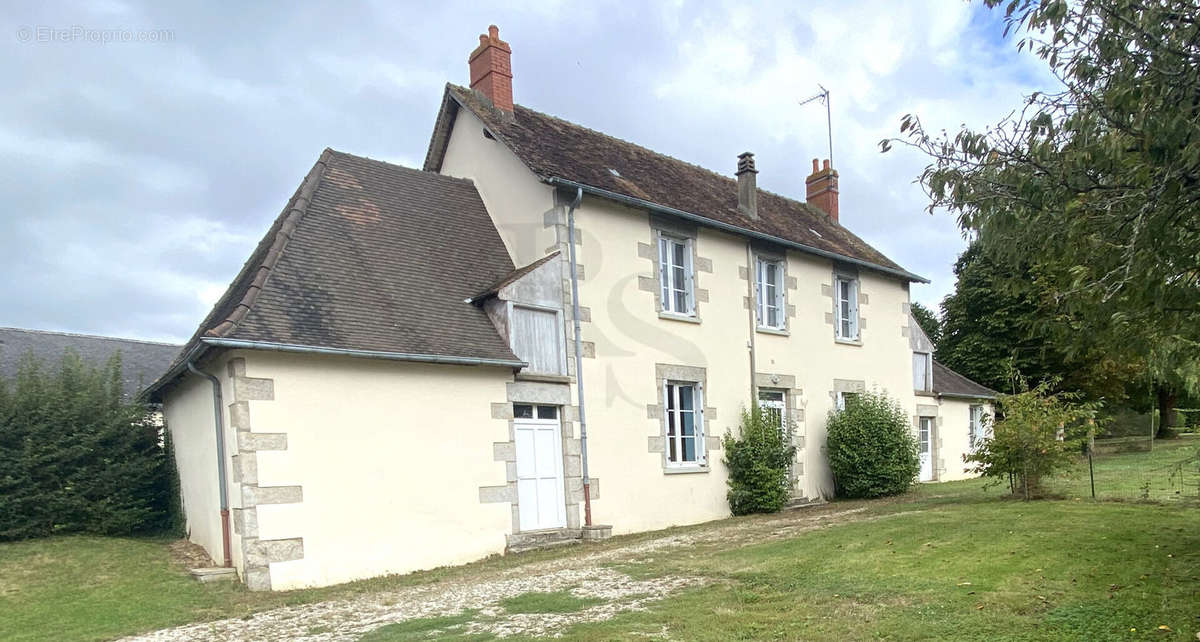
805 158 839 223
469 25 513 112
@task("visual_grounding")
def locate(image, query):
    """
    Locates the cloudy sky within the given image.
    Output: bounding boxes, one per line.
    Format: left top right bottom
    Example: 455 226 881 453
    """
1 1 1054 343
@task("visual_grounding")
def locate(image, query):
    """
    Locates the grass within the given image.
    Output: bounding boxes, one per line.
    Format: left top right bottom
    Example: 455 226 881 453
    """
537 493 1199 640
1045 437 1200 502
2 446 1198 641
498 590 604 614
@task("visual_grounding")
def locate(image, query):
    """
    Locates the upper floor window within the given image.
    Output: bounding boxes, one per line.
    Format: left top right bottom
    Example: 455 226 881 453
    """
912 352 932 392
756 257 785 330
664 381 704 466
658 234 694 315
835 275 860 340
510 304 565 375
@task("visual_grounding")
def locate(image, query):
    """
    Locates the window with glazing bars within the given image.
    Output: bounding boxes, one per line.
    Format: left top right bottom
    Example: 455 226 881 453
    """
658 234 694 315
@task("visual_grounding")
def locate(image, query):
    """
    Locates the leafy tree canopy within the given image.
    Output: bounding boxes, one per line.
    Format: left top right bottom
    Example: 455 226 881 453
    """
885 0 1200 398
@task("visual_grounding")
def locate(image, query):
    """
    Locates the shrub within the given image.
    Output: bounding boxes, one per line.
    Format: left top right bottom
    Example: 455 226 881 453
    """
965 381 1096 499
0 349 172 540
724 405 796 515
826 391 920 498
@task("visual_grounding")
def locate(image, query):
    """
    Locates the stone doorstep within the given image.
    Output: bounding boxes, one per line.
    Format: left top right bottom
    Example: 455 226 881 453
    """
189 567 238 583
580 524 613 541
784 497 825 510
505 527 583 554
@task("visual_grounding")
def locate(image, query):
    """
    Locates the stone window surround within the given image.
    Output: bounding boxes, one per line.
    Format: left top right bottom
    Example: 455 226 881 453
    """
645 363 719 473
915 403 945 481
822 264 869 345
636 214 713 324
829 379 867 411
755 372 806 485
225 357 304 592
482 380 596 537
741 245 799 335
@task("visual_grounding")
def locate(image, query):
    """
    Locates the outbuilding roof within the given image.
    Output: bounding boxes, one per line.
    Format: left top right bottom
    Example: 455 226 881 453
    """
149 149 522 398
0 327 180 399
932 360 1000 400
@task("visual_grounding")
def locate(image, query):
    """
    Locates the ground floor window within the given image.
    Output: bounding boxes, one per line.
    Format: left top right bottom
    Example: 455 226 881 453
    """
968 404 984 449
665 381 704 466
836 391 860 412
758 389 786 432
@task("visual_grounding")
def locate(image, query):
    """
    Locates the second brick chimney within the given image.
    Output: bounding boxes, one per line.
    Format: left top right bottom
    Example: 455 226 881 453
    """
805 158 839 223
736 152 758 219
469 25 513 112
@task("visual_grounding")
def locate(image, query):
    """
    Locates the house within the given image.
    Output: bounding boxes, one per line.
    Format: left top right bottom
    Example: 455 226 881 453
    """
146 25 997 591
0 327 180 399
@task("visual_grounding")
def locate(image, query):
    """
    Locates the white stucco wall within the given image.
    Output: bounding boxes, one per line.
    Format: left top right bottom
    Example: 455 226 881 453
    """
162 359 238 567
239 351 514 590
932 398 994 482
439 107 557 267
572 194 920 533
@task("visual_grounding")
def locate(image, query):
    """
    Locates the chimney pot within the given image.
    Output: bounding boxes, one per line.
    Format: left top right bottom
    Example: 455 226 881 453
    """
805 158 839 223
468 25 514 113
737 152 758 220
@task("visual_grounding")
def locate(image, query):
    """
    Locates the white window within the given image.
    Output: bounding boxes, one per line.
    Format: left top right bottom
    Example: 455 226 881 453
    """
658 234 694 315
836 391 861 412
835 275 860 340
510 305 565 375
912 352 932 392
969 405 985 450
664 381 704 466
756 258 785 329
758 389 786 432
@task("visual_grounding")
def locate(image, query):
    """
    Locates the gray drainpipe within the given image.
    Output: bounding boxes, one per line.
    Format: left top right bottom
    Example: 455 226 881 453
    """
187 361 233 568
745 242 758 405
565 187 593 526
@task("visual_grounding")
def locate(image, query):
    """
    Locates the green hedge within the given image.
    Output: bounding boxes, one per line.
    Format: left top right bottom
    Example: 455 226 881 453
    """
826 391 920 498
0 350 176 540
724 405 797 515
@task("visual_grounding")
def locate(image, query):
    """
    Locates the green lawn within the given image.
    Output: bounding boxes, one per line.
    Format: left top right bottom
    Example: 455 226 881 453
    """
2 450 1197 641
542 495 1199 641
1046 437 1200 502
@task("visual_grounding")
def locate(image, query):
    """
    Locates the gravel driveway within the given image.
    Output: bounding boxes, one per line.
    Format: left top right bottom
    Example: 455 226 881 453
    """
121 505 875 641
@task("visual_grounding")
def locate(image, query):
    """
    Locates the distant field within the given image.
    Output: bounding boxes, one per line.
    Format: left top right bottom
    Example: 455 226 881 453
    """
1046 437 1200 503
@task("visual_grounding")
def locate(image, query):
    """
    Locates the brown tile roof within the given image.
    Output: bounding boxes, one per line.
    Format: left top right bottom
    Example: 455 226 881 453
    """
932 360 999 400
426 84 923 282
150 149 522 396
0 327 180 399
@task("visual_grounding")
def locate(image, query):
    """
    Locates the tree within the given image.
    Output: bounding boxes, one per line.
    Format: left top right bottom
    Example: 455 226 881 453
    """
909 301 942 347
937 241 1141 399
885 0 1200 432
965 381 1098 499
826 391 920 498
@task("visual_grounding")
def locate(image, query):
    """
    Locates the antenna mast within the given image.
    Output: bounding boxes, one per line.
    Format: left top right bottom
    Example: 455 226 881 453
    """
798 84 832 167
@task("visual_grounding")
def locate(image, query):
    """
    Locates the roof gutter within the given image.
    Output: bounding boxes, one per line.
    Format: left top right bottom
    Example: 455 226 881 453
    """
545 177 929 284
142 338 526 402
936 392 999 401
198 338 527 368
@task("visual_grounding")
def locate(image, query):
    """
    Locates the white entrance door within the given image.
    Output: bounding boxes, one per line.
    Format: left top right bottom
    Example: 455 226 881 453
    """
514 404 566 531
918 416 935 481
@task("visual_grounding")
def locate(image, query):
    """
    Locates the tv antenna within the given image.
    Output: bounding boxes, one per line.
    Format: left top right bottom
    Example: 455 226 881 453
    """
798 84 832 168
